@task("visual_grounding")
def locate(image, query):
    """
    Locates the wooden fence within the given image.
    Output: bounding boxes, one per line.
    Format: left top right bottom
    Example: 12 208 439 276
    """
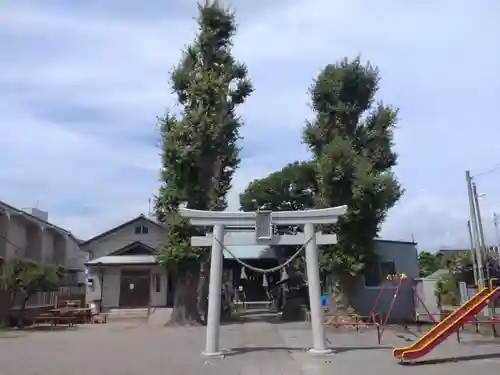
8 285 86 309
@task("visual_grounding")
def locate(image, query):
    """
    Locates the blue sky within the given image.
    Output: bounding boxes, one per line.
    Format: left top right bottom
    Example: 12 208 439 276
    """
0 0 499 250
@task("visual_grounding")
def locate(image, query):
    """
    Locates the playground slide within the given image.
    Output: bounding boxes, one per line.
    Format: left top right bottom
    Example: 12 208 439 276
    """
393 287 500 362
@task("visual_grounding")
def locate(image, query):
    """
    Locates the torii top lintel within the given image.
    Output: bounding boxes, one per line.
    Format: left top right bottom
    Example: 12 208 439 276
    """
179 205 347 226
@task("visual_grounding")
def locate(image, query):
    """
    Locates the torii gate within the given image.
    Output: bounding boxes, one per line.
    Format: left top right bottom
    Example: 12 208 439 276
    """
180 205 347 357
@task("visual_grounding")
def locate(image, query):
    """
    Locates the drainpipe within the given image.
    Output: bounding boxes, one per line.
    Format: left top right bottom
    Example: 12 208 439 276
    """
97 262 104 313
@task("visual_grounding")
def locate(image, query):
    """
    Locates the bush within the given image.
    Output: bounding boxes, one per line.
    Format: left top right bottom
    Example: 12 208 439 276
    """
435 274 459 307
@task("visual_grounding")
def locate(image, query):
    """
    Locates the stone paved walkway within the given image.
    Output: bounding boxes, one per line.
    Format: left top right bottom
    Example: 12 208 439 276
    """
1 320 500 374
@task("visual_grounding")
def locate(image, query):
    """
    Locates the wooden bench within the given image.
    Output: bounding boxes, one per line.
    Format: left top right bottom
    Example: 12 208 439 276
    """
33 315 77 327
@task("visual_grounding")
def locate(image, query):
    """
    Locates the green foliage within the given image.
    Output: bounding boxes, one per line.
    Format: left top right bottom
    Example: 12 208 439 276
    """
17 263 59 297
239 161 317 276
240 161 317 217
418 251 441 277
0 259 59 300
154 2 252 272
0 259 27 292
239 57 403 284
1 260 59 328
446 251 486 285
435 273 459 306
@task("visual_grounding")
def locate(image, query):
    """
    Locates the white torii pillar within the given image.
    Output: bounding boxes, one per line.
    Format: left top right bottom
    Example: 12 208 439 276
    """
180 205 347 357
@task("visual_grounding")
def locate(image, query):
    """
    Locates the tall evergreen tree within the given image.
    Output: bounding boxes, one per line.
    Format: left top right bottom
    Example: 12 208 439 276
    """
240 57 403 305
154 1 252 325
304 58 403 288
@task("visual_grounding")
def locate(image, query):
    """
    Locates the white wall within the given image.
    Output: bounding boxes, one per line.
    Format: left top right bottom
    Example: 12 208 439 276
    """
414 279 440 321
86 265 168 308
83 218 165 259
86 267 102 303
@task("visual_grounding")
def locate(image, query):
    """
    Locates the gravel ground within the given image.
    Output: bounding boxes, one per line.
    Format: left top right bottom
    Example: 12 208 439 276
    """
1 320 500 375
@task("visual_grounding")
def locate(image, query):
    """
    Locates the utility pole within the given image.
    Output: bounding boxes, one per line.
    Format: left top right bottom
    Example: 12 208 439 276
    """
472 183 487 249
472 181 490 281
494 213 500 250
466 170 485 288
467 220 479 286
494 213 500 268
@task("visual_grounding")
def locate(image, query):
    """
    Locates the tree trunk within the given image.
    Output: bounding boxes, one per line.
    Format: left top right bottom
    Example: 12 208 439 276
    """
10 290 17 305
17 295 29 329
166 267 202 326
333 277 356 317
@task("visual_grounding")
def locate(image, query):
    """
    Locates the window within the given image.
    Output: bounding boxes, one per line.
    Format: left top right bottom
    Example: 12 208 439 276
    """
380 261 396 280
364 261 397 287
364 264 380 287
134 225 149 235
153 273 161 292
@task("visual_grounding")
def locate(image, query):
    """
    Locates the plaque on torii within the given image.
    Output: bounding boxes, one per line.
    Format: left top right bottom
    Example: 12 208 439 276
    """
180 205 347 357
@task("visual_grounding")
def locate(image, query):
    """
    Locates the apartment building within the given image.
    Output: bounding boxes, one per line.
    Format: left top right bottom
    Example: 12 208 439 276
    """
0 200 88 285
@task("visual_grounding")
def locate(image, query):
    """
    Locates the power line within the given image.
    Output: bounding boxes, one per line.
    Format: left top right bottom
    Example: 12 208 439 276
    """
472 162 500 179
0 234 24 252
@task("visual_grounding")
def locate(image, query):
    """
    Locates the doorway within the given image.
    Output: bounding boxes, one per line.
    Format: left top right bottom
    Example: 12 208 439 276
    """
119 270 150 308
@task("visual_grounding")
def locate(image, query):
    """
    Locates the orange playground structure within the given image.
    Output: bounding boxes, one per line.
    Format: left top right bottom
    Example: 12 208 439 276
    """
393 283 500 362
323 274 500 362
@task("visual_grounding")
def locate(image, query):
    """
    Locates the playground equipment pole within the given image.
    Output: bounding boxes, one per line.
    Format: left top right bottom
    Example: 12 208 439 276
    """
380 274 406 339
413 285 436 323
369 274 403 325
369 283 386 322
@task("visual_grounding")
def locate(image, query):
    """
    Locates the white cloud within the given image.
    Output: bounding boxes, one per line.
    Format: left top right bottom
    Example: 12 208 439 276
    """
0 0 499 251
